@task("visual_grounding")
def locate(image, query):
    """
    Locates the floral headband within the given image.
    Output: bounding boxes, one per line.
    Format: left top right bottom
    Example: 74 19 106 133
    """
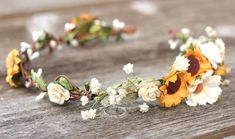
6 14 229 120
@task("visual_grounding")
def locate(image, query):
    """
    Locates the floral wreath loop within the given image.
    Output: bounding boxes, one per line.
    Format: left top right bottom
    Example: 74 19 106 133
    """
6 14 230 120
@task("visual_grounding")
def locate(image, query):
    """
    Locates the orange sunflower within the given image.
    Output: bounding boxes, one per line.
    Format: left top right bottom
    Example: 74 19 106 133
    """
159 69 188 107
184 47 212 85
79 13 96 22
6 49 21 87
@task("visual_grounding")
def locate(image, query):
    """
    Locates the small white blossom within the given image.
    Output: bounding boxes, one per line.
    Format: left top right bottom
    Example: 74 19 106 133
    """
118 89 128 98
181 28 190 37
32 30 45 42
205 26 217 38
123 63 134 74
198 35 207 43
25 80 32 88
100 96 110 107
49 40 57 48
109 94 122 106
70 39 79 47
64 23 76 32
90 78 101 94
20 42 31 52
81 109 97 120
168 39 180 50
215 38 225 57
173 55 190 71
221 79 230 86
112 19 125 30
139 103 149 113
80 96 89 106
35 92 47 101
35 68 43 78
106 87 117 95
27 49 40 61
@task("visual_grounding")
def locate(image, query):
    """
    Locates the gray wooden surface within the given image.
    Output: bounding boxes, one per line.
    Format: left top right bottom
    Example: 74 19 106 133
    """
0 0 235 138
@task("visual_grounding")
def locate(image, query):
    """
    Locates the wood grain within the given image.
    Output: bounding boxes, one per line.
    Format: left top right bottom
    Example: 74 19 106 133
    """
0 0 235 138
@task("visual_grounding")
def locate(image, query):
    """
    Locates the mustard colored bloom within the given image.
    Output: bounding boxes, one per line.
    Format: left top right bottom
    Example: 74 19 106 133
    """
79 13 96 22
159 69 188 107
6 49 21 87
214 63 227 76
184 47 212 85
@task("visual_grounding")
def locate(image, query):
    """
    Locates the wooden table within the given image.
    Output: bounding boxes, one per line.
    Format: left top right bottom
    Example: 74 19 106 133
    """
0 0 235 138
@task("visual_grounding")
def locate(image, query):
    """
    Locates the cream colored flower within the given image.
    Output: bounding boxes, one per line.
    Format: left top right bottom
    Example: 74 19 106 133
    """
173 55 190 71
139 103 149 113
47 82 70 105
186 70 222 107
138 81 161 102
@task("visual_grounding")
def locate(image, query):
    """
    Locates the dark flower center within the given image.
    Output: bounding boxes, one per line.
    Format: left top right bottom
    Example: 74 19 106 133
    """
187 55 200 76
167 76 181 95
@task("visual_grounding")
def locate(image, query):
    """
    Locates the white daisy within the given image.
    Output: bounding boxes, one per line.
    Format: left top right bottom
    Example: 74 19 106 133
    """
173 55 190 71
90 78 101 94
123 63 134 74
186 70 222 107
139 103 149 113
80 96 89 106
200 42 223 69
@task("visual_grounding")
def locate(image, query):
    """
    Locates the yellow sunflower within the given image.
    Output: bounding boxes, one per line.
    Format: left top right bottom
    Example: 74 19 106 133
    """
6 49 21 87
159 69 188 107
184 47 212 85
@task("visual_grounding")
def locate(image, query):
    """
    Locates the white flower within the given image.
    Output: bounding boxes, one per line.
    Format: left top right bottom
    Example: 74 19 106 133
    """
80 96 89 106
181 28 190 37
49 40 57 48
32 30 45 42
200 42 222 69
81 109 97 120
109 94 122 106
205 26 217 38
35 92 47 101
123 63 134 74
139 103 149 113
198 35 207 43
106 87 117 95
112 19 125 30
168 39 180 50
47 83 70 105
221 79 230 86
64 23 76 32
35 68 43 78
173 55 190 71
138 81 161 102
186 70 222 107
90 78 101 94
25 80 32 88
118 88 128 98
70 39 79 47
20 42 31 52
180 37 193 51
100 96 110 107
26 49 40 61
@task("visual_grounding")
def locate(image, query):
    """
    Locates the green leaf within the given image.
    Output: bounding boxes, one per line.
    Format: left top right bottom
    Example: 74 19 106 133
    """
89 24 101 33
31 69 47 91
84 82 90 91
57 76 74 91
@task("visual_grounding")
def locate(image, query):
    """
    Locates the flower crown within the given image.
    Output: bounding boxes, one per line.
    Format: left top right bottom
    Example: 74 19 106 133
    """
5 14 229 120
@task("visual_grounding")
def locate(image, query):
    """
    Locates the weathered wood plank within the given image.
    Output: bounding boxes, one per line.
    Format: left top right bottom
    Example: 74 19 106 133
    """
0 0 235 138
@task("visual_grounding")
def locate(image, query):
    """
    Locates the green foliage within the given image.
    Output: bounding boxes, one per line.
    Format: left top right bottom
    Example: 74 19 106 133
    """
31 69 47 91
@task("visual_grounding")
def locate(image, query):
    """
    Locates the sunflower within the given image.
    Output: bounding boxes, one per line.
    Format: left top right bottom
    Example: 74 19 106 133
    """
184 47 212 85
6 49 21 87
159 69 188 107
79 13 96 22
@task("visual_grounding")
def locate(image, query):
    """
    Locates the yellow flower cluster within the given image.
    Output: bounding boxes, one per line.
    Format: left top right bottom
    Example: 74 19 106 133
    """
6 49 21 87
